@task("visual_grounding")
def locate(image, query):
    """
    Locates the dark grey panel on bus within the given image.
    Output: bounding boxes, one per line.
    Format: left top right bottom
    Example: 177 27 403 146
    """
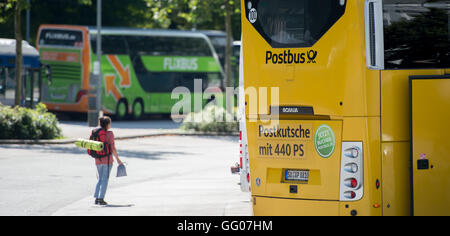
91 35 213 56
244 0 347 48
383 0 450 69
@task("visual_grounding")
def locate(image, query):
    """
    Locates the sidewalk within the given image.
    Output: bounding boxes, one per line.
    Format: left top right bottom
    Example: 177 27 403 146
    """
0 120 238 145
60 120 182 140
53 176 253 216
51 137 253 216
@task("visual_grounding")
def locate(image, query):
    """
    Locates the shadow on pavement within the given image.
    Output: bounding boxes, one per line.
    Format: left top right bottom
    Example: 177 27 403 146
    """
55 112 173 122
104 204 135 208
59 120 181 130
0 145 191 161
118 149 189 160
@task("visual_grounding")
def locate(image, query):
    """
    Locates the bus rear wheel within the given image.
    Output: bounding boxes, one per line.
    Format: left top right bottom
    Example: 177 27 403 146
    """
132 100 144 120
115 100 128 121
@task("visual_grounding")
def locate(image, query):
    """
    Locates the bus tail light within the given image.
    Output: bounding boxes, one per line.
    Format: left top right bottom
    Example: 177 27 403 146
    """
340 142 363 201
232 132 244 175
344 191 356 199
344 178 358 188
76 90 88 103
239 132 243 168
344 163 358 173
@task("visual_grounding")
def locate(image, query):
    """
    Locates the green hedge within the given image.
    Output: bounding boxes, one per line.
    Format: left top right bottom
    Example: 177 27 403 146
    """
180 105 239 133
0 103 62 140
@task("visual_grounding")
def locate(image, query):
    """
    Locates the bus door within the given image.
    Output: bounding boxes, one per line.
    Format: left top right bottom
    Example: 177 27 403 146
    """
0 67 41 107
24 69 43 108
0 67 16 106
410 75 450 216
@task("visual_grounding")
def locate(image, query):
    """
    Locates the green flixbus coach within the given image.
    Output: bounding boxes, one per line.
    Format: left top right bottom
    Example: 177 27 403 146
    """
36 25 226 120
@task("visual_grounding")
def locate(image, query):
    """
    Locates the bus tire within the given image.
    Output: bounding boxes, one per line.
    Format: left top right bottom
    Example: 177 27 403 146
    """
115 99 128 121
132 99 144 120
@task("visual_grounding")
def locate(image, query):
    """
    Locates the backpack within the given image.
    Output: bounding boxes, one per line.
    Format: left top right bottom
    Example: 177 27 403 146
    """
88 128 111 159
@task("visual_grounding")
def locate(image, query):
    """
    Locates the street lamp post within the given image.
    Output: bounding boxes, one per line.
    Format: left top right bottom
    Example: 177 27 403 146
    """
96 0 102 119
88 0 102 127
26 0 30 42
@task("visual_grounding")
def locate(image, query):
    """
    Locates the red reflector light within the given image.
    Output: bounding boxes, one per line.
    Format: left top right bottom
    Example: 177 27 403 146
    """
247 173 250 183
351 179 358 188
344 191 356 199
345 178 358 188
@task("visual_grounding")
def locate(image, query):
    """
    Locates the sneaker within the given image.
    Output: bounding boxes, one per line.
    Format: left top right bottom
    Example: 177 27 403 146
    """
95 199 100 205
98 199 108 206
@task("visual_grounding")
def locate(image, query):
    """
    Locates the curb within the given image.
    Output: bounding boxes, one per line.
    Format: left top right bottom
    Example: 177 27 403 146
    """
0 131 239 145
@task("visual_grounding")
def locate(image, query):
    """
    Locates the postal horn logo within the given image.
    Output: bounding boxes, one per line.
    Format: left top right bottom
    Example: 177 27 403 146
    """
307 50 318 64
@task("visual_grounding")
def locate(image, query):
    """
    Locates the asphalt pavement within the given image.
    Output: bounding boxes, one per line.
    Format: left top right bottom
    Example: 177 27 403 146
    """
0 135 252 216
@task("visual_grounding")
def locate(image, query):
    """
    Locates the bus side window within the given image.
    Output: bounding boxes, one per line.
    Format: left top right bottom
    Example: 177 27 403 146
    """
383 0 450 69
0 67 5 95
91 35 128 55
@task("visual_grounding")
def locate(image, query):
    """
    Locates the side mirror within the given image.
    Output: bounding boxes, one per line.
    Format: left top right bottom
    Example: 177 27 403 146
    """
44 64 52 85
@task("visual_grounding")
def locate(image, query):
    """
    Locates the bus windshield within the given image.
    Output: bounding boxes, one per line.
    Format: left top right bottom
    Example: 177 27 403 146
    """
207 35 226 66
244 0 346 48
38 29 83 48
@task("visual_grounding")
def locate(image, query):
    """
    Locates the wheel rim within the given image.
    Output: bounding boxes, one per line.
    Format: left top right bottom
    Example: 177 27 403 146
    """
134 102 142 118
118 102 127 118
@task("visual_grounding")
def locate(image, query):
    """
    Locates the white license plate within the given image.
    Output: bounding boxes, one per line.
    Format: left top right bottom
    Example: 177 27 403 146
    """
285 170 309 182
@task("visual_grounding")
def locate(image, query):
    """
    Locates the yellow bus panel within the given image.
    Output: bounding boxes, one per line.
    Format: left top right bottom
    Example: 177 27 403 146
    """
411 77 450 216
253 196 340 216
381 142 411 216
381 70 442 142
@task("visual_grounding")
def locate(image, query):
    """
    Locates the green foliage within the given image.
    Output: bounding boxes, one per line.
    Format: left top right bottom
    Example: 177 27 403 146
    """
0 0 242 43
144 0 241 39
0 103 62 140
180 105 238 133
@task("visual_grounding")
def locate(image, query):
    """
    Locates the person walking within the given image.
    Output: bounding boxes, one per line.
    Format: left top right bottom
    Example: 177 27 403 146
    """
93 116 123 206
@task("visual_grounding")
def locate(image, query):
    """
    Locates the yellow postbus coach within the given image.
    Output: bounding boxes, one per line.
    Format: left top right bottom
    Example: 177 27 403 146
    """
241 0 450 216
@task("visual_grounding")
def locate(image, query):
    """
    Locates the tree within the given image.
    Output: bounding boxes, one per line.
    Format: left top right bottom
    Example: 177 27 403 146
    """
143 0 241 39
0 0 29 106
1 0 242 43
0 1 15 39
14 0 29 106
0 0 242 100
143 0 241 89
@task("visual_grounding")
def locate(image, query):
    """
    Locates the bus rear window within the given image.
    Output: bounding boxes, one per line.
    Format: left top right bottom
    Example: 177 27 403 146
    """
39 29 83 48
383 0 450 69
244 0 347 48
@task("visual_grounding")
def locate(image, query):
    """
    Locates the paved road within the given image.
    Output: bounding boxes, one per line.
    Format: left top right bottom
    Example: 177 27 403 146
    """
0 136 252 216
59 120 181 140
